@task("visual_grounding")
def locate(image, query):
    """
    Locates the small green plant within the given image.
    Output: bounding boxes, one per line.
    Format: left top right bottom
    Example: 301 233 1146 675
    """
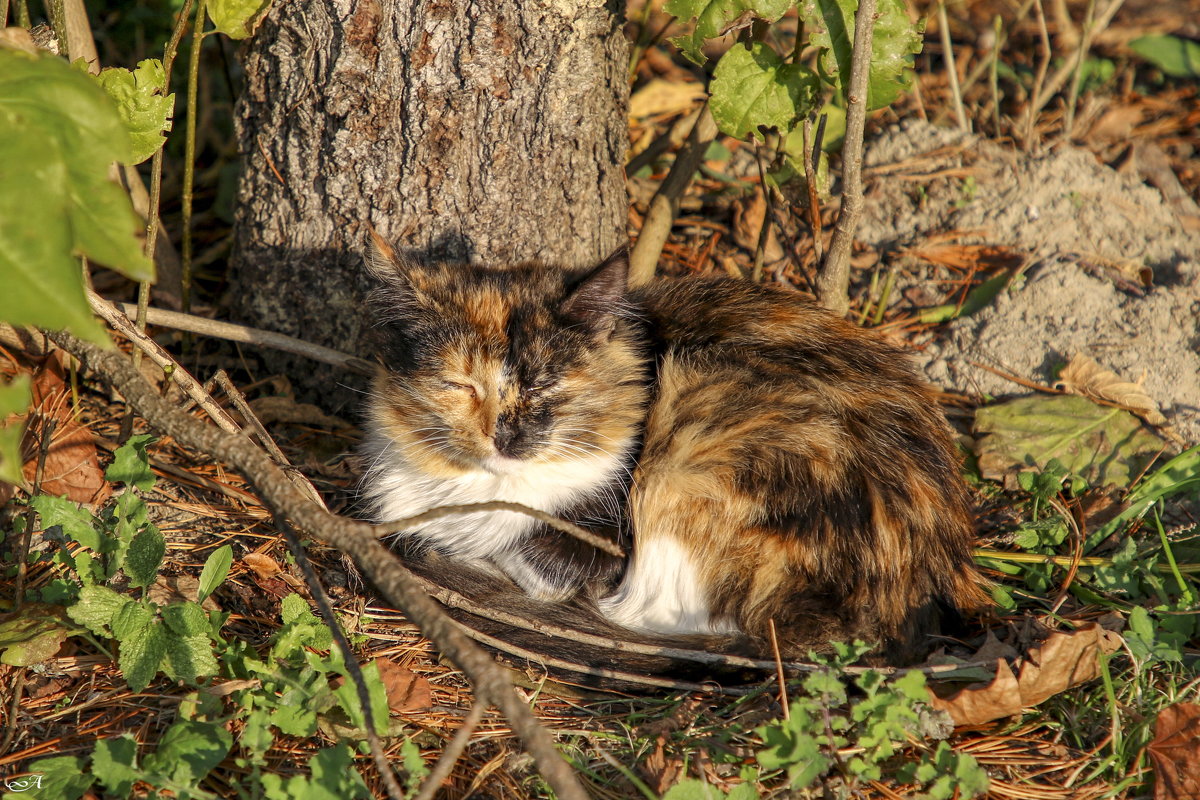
754 642 988 798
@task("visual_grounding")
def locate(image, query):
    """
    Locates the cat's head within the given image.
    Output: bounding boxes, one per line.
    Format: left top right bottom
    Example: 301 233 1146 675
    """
363 240 648 478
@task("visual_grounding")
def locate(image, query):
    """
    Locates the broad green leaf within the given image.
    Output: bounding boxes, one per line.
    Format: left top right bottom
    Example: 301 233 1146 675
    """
710 42 821 140
207 0 274 39
974 395 1164 489
163 601 210 636
94 60 174 164
1129 35 1200 78
7 756 94 800
125 524 165 588
0 50 153 344
111 599 154 640
117 613 168 690
665 0 793 64
662 778 725 799
31 495 112 553
105 432 157 490
143 720 232 786
162 631 220 682
800 0 923 109
0 374 30 486
280 592 312 625
68 584 133 637
0 603 75 666
91 735 139 797
198 544 233 602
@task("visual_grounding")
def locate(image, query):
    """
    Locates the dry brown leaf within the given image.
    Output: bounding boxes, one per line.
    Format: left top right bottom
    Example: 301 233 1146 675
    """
373 658 433 715
640 734 684 795
902 243 1024 272
928 623 1123 726
21 355 110 505
1148 703 1200 800
1056 352 1167 426
243 552 283 580
148 575 221 612
628 78 706 120
731 189 783 262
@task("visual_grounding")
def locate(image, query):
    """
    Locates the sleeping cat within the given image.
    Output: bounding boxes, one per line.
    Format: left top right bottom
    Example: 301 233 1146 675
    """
360 241 988 662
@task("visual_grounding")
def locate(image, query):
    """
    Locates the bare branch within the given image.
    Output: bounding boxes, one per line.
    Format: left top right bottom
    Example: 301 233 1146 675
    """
629 104 719 287
817 0 878 316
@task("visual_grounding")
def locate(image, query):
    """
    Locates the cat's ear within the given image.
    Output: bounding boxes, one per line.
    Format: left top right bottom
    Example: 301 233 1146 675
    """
561 248 629 338
364 225 409 285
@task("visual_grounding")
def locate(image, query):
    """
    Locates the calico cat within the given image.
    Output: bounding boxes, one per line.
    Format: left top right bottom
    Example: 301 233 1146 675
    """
360 241 988 663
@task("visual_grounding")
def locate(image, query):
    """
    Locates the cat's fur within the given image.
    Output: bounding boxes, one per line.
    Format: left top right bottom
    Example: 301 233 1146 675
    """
360 244 988 663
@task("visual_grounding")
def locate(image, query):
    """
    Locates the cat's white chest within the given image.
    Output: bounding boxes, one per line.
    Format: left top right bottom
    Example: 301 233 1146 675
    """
361 431 622 560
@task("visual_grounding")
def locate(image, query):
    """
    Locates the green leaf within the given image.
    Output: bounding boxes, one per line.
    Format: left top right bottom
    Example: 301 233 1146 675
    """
974 395 1164 489
207 0 274 39
9 755 94 800
68 584 133 637
710 42 821 140
260 744 372 800
665 0 793 64
116 608 167 691
198 544 233 603
163 601 211 636
1129 35 1200 78
125 524 165 588
111 599 154 639
0 374 30 486
105 433 157 490
91 735 139 797
280 592 312 625
1087 446 1200 549
916 270 1012 323
31 494 113 553
143 720 233 787
662 778 725 799
94 60 174 164
800 0 923 109
0 51 153 344
162 631 220 683
0 603 75 666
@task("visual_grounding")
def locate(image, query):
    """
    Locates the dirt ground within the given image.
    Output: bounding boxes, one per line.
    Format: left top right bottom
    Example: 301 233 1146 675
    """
858 120 1200 445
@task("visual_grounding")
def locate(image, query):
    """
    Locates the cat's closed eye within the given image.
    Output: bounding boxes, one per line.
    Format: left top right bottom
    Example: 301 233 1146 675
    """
441 380 479 399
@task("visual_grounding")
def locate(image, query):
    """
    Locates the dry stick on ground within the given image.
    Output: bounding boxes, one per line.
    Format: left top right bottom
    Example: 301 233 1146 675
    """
1028 0 1127 128
815 0 878 316
629 104 719 287
45 331 591 800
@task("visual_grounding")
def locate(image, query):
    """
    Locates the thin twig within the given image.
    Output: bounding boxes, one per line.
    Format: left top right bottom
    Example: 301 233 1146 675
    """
114 302 375 375
181 0 208 314
1029 0 1128 130
1023 0 1053 149
277 517 406 800
629 104 719 287
1062 0 1097 140
86 290 243 434
380 502 624 559
45 330 592 800
768 619 789 720
412 701 488 800
937 0 969 132
817 0 878 315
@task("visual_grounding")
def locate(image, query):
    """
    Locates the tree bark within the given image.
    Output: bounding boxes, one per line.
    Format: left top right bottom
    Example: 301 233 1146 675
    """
230 0 629 398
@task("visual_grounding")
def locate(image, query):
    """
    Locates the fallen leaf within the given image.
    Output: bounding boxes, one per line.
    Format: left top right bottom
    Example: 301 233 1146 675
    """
243 552 282 580
731 189 783 262
974 394 1164 488
628 78 706 120
147 574 222 612
21 354 111 505
903 243 1023 272
640 734 684 795
0 603 78 667
373 658 433 715
1148 703 1200 800
1055 352 1167 426
928 623 1123 726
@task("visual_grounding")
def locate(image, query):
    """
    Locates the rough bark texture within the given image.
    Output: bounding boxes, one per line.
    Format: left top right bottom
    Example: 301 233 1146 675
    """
230 0 629 402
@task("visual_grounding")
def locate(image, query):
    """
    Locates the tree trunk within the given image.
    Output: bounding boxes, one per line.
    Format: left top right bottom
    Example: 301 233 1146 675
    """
230 0 629 402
